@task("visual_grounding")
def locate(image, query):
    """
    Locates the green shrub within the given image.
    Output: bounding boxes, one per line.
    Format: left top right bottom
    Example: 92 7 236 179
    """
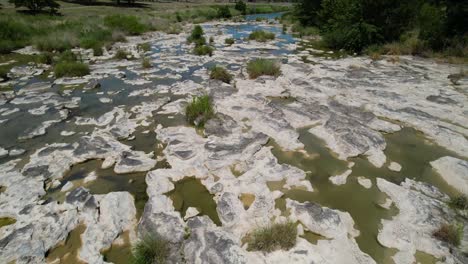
246 58 281 79
235 0 247 15
418 3 446 50
0 18 31 53
248 30 275 42
54 61 89 78
142 57 152 69
92 45 103 56
185 95 214 128
209 66 232 84
34 32 77 52
193 45 213 56
449 195 468 210
138 43 151 52
246 221 297 252
0 66 9 80
225 38 235 45
209 36 214 44
217 6 232 19
131 235 169 264
433 223 463 246
187 25 205 44
36 52 53 65
104 15 147 36
114 49 130 60
58 50 77 62
176 12 182 23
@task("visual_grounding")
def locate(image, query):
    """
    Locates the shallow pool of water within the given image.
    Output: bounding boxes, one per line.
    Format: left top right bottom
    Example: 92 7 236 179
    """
268 126 461 263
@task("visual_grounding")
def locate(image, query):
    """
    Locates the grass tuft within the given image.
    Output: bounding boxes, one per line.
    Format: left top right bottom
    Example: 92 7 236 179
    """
248 30 275 42
225 38 235 46
246 58 281 79
54 61 89 78
131 234 169 264
433 223 463 247
114 49 130 60
449 195 468 210
246 221 297 252
185 95 214 128
104 15 147 36
193 45 213 56
209 66 232 84
142 57 152 69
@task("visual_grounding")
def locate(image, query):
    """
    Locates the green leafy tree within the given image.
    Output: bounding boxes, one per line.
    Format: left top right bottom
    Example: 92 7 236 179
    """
9 0 59 12
235 0 247 15
217 5 232 19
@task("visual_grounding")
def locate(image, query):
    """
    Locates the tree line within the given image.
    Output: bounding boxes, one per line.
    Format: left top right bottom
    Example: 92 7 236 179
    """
294 0 467 54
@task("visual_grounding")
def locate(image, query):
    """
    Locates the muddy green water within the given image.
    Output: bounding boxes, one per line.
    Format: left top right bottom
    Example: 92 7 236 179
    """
268 126 461 263
167 177 221 226
0 217 16 228
46 224 86 264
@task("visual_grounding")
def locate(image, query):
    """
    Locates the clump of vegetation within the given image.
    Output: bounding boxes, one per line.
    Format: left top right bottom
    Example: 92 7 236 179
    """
185 95 214 128
9 0 59 13
217 5 232 19
114 49 130 60
246 221 297 252
0 66 9 80
0 18 32 54
104 15 147 36
54 61 89 78
188 25 214 56
194 45 213 56
209 66 232 84
130 234 169 264
138 43 151 52
36 52 53 65
176 12 183 23
225 38 235 46
246 58 281 79
433 223 463 247
209 36 214 44
449 195 468 210
248 30 275 42
142 57 152 69
187 25 205 45
293 0 467 58
235 0 247 15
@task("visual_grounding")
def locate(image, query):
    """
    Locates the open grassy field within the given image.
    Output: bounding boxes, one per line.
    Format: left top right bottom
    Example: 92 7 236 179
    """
0 0 290 55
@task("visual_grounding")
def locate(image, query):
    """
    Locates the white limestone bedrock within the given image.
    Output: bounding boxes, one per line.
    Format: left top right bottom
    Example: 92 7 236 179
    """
430 156 468 195
376 178 467 264
0 159 136 264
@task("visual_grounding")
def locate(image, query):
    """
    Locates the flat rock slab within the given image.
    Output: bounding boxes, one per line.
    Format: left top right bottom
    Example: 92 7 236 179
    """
431 156 468 195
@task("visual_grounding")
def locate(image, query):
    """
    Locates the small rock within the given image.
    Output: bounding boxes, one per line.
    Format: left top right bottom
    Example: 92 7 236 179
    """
388 162 402 172
357 177 372 189
0 147 8 158
83 171 97 183
99 97 112 103
60 131 76 136
184 207 200 220
9 148 25 156
61 181 74 192
84 79 101 90
51 180 61 188
379 197 393 209
329 169 352 185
